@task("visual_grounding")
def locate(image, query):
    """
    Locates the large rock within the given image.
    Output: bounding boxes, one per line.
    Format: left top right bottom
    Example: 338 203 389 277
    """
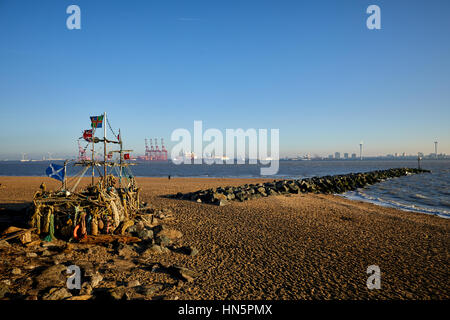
35 264 68 290
168 265 198 282
89 272 103 288
137 228 153 241
142 244 163 255
155 235 171 247
42 287 72 300
0 283 10 299
158 229 183 240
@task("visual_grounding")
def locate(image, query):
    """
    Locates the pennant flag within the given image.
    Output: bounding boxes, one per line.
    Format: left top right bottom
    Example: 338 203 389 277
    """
124 153 130 160
90 115 104 128
83 129 93 141
45 163 65 182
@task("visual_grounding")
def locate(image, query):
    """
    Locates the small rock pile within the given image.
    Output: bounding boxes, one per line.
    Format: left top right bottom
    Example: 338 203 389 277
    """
168 168 430 206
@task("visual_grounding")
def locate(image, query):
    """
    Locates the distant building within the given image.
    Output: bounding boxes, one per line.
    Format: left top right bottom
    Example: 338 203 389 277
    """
328 154 333 159
351 153 357 159
344 153 349 159
334 152 341 159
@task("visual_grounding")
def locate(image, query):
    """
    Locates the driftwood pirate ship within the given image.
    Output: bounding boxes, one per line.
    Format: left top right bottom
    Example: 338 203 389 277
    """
29 113 141 242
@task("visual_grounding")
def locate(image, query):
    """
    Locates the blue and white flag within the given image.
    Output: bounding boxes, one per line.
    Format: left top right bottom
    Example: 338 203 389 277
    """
45 163 65 182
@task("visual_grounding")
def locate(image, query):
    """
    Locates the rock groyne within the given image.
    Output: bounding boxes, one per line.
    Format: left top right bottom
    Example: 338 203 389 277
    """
168 168 430 206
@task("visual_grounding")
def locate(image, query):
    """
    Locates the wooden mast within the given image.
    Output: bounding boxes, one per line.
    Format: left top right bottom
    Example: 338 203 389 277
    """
119 129 123 186
91 126 95 186
103 111 107 188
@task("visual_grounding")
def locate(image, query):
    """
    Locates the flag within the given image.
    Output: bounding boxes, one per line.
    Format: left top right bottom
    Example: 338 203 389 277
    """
83 129 93 141
45 163 65 182
90 115 104 128
124 153 130 160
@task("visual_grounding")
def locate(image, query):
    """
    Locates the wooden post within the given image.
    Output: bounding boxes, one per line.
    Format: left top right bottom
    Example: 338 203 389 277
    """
91 128 95 186
103 112 107 188
63 160 68 190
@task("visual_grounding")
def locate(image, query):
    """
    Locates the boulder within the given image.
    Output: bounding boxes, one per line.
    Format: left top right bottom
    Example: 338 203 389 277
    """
35 264 68 290
127 280 140 288
158 229 183 240
11 268 21 275
142 244 164 255
155 235 171 247
108 286 126 300
137 228 153 241
42 287 72 300
168 265 198 282
0 283 10 299
89 272 103 288
80 282 93 295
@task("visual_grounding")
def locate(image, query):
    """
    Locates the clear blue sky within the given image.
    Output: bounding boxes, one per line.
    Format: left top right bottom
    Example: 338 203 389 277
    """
1 0 449 159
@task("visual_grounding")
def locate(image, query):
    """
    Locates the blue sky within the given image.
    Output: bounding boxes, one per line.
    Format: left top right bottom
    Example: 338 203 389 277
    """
0 0 449 159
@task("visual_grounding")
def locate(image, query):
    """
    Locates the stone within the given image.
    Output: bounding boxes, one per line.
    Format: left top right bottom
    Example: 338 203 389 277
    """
41 249 52 256
1 280 11 286
217 199 229 206
108 286 126 300
26 252 38 258
43 287 72 300
142 244 163 255
155 235 171 247
152 224 166 235
0 240 11 249
140 284 163 297
66 295 92 300
35 264 67 289
137 228 153 241
90 272 104 288
118 244 136 258
188 247 199 257
127 225 137 234
0 283 10 299
80 282 94 295
80 282 93 295
11 268 22 275
169 265 198 282
24 264 38 270
158 229 183 240
127 280 140 288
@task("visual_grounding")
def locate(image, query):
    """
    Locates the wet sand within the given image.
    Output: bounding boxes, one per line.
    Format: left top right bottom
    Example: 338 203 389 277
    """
0 176 449 299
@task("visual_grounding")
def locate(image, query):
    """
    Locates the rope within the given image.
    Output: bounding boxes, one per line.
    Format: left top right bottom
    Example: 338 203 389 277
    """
70 166 89 192
44 212 55 242
106 117 118 140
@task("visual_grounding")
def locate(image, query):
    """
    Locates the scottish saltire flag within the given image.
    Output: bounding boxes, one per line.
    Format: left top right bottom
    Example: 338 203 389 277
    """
45 163 65 182
90 115 104 128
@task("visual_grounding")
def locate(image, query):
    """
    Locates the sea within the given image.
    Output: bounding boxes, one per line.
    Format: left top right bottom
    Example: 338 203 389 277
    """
0 159 449 218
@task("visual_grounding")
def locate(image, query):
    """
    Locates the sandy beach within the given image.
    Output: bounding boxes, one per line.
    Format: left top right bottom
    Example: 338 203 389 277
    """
0 176 449 300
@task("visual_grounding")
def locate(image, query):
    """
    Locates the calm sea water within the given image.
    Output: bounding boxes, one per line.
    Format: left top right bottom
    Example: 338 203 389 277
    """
0 160 449 218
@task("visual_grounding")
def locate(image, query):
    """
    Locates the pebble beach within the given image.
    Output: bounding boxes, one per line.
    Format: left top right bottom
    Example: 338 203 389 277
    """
0 176 449 300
